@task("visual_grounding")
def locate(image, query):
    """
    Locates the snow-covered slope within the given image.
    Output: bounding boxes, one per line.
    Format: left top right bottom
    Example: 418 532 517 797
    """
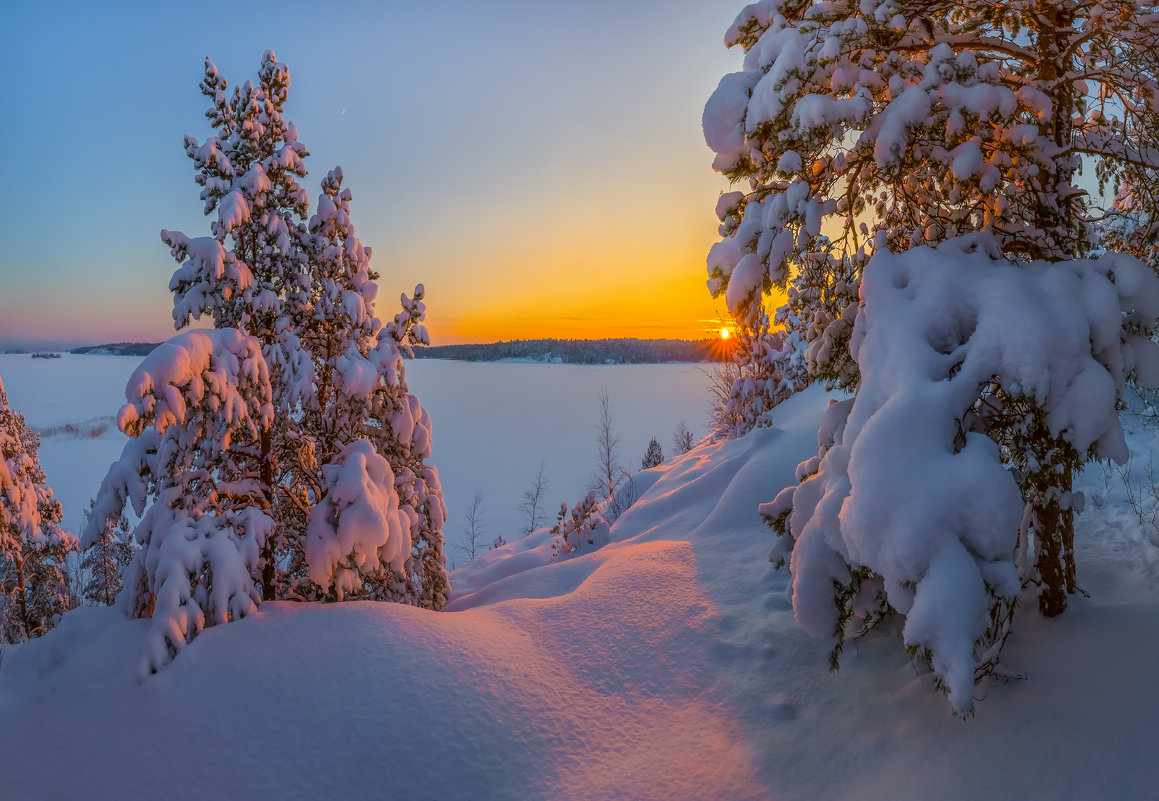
2 386 1158 800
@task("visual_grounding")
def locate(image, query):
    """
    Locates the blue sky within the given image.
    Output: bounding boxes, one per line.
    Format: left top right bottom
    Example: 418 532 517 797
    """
0 0 741 349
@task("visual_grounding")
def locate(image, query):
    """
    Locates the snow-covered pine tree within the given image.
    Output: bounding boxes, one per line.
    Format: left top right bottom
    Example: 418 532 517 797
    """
86 330 275 675
704 0 1159 391
707 0 1159 713
159 55 448 610
0 376 78 642
641 438 664 469
79 500 132 607
673 422 695 455
162 51 310 600
12 542 77 640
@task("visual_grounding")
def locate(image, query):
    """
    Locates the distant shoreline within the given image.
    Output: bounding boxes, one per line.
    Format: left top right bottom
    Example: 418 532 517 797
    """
5 338 728 365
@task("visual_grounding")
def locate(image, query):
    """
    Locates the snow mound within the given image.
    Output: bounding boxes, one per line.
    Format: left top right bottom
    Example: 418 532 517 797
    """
0 542 765 801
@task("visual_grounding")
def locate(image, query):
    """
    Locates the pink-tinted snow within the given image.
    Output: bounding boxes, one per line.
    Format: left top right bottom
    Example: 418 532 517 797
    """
2 368 1159 799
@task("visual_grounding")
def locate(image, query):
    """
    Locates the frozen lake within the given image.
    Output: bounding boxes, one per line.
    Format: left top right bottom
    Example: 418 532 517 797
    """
0 353 717 561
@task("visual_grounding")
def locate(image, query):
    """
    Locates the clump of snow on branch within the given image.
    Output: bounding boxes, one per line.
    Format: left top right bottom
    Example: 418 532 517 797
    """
137 506 273 675
117 329 273 444
765 236 1159 715
162 232 253 330
306 440 410 599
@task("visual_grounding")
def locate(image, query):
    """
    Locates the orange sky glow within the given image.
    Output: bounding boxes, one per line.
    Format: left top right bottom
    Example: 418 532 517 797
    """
0 1 751 351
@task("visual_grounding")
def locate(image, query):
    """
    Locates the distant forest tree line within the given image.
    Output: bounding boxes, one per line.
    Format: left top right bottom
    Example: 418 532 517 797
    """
413 338 725 364
55 338 729 364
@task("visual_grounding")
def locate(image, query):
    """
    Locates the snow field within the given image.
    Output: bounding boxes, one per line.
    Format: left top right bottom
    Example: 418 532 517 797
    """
3 364 1159 799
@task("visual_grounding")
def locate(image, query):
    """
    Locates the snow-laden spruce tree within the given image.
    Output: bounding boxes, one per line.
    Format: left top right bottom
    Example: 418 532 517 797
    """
86 330 276 675
641 438 665 469
153 53 447 609
705 0 1159 713
79 500 132 607
0 376 77 642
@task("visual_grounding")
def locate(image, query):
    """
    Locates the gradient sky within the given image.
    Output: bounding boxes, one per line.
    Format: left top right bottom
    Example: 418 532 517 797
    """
0 0 743 349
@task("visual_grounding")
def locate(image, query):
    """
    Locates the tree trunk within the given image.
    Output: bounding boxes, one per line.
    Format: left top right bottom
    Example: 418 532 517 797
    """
1033 493 1067 617
260 423 277 601
104 543 116 606
14 555 30 641
1030 429 1078 618
1030 2 1079 618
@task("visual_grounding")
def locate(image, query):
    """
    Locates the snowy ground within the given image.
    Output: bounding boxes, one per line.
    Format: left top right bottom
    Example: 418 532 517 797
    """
2 363 1159 799
0 354 715 556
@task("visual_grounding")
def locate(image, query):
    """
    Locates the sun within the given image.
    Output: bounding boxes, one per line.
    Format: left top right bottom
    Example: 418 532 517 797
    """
719 327 730 340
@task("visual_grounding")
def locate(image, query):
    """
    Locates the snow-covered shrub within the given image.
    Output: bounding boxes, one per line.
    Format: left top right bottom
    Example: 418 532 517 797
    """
550 492 611 561
764 237 1159 715
0 376 77 642
88 329 275 675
